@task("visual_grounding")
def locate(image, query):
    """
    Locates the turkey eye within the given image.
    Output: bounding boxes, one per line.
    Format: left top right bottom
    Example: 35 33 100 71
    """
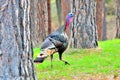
70 13 73 17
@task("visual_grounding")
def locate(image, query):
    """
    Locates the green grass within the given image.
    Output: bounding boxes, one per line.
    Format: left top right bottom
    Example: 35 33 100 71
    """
34 39 120 80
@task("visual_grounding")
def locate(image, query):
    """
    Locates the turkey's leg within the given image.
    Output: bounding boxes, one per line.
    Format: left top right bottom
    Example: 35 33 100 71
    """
59 53 70 65
50 54 53 68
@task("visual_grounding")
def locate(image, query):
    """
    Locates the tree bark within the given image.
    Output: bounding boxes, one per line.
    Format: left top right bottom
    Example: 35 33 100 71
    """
61 0 70 22
31 0 48 47
102 0 107 40
96 0 103 40
56 0 62 26
56 0 70 25
61 0 71 38
70 0 98 48
47 0 51 34
96 0 107 40
116 0 120 38
0 0 37 79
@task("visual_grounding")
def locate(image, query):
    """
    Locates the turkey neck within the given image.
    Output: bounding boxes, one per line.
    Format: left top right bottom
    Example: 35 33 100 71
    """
64 21 70 31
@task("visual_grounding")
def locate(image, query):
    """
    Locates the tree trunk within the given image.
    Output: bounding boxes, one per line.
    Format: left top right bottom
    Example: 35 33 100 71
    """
61 0 71 38
31 0 48 47
56 0 62 26
47 0 51 34
70 0 98 48
96 0 107 40
96 0 103 40
61 0 70 22
0 0 37 80
102 0 107 40
116 0 120 38
56 0 70 25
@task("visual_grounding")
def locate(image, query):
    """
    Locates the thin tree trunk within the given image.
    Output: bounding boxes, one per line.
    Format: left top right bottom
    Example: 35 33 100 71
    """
96 0 105 40
31 0 48 47
102 0 107 40
56 0 62 26
56 0 70 25
0 0 37 79
61 0 70 22
116 0 120 38
61 0 71 38
96 0 107 40
70 0 98 48
47 0 51 34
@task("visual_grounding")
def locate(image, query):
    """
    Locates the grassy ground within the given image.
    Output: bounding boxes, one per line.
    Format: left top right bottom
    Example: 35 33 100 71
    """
33 39 120 80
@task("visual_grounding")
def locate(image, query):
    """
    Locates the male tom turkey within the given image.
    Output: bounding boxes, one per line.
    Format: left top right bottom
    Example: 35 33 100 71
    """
34 12 74 66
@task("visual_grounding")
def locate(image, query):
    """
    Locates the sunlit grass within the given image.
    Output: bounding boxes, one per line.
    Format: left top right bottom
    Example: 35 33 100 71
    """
33 39 120 79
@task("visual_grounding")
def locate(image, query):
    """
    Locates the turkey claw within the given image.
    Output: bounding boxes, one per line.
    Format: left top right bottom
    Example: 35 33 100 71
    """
65 62 70 65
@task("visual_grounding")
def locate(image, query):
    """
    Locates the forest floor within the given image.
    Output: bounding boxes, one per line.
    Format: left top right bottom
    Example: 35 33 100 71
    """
34 39 120 80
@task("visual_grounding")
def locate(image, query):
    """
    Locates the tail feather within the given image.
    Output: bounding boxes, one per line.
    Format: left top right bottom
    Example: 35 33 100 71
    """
34 49 56 63
34 55 47 63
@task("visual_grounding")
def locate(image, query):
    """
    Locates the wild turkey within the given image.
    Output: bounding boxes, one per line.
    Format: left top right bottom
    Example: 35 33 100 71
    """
34 12 74 66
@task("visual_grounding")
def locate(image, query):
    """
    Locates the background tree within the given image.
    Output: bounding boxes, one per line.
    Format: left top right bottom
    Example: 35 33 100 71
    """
56 0 70 26
102 0 107 40
31 0 48 47
61 0 70 22
70 0 98 48
47 0 52 34
0 0 37 79
96 0 107 40
56 0 62 26
61 0 71 39
116 0 120 38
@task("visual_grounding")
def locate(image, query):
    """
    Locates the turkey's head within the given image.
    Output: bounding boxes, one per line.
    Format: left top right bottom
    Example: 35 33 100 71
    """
66 12 74 23
65 12 74 29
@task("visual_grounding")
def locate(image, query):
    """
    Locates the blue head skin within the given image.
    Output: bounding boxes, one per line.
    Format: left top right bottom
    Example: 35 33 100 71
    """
65 12 74 29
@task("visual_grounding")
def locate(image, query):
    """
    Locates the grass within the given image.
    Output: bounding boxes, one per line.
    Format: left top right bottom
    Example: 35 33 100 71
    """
33 39 120 80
